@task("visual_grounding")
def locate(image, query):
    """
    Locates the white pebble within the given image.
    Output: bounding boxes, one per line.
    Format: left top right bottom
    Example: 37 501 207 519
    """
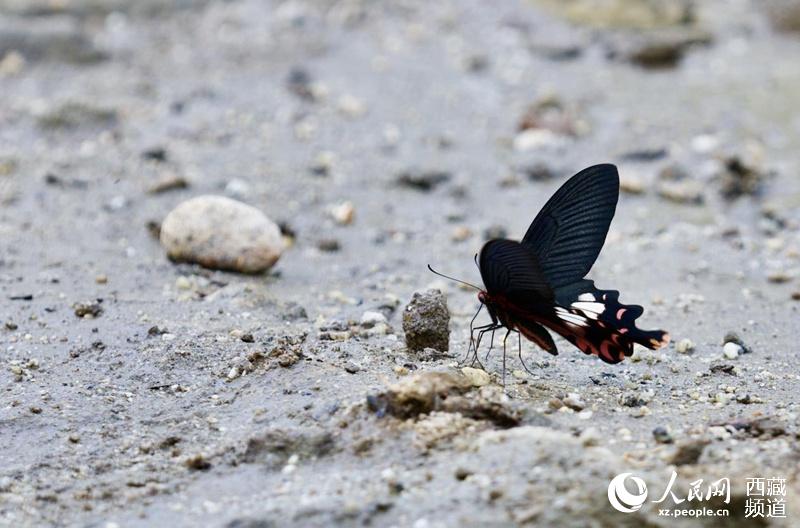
723 342 742 360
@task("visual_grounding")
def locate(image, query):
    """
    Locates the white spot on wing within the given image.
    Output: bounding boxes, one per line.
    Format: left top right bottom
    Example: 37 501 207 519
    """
571 301 605 314
578 293 595 302
557 311 588 327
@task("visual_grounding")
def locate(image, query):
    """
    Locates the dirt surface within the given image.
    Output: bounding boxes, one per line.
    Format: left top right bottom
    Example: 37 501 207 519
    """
2 1 800 526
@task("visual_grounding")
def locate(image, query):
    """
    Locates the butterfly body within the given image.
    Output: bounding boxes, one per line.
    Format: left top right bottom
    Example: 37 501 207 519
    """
472 164 669 366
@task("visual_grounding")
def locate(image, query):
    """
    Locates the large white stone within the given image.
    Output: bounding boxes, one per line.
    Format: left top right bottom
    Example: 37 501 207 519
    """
160 195 283 273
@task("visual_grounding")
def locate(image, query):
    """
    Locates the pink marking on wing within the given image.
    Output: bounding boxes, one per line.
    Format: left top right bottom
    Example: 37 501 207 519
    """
616 308 626 320
619 328 628 334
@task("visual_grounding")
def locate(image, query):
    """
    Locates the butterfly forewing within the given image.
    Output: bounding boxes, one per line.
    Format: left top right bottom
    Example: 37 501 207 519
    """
479 239 553 302
521 164 619 289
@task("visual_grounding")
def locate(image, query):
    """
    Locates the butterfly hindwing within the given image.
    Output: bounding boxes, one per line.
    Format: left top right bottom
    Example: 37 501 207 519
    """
521 164 619 288
545 281 670 362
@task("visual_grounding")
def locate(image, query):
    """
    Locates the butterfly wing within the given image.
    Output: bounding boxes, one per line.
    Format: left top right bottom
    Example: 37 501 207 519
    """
518 164 669 361
521 164 619 289
544 280 670 363
479 239 553 303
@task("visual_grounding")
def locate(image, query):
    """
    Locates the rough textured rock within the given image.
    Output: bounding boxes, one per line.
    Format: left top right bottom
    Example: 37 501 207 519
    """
160 195 283 273
366 369 521 427
402 289 450 353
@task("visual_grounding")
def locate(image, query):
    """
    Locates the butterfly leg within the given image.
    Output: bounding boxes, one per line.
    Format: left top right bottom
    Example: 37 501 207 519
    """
501 328 512 388
472 324 501 370
483 327 498 363
517 331 536 375
464 322 495 367
462 304 485 366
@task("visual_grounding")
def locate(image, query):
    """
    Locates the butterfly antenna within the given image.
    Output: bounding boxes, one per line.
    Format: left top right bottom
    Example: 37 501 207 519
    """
427 264 482 291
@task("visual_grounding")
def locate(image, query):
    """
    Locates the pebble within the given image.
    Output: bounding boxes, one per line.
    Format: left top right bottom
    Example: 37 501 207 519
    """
344 362 361 374
224 178 251 199
451 226 472 242
395 169 451 191
460 367 490 387
722 342 742 360
337 94 367 118
317 239 341 252
360 311 388 328
562 393 585 411
676 338 694 354
402 290 450 353
160 195 283 273
73 301 102 318
652 426 673 444
657 180 704 204
619 174 645 194
147 174 189 194
329 201 355 225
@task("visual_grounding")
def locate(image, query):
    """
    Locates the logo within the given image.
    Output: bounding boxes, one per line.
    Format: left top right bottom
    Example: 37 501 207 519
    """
608 473 648 513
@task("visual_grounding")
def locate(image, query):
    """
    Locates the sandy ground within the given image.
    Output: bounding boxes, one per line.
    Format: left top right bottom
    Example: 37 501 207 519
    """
2 0 800 526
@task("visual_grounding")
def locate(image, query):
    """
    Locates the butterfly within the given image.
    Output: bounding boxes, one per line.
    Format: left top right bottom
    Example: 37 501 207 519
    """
431 164 669 374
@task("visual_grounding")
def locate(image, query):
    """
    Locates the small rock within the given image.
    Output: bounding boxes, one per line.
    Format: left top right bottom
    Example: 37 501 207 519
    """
619 174 645 194
147 174 189 194
451 226 472 242
513 129 565 151
317 239 341 252
337 94 366 118
360 311 388 328
722 342 742 360
623 29 712 69
240 333 255 343
367 369 519 427
718 156 766 200
723 331 752 354
37 101 117 130
461 367 490 387
184 453 211 471
767 271 792 284
657 180 704 204
652 426 673 444
402 289 450 353
160 195 283 273
395 169 451 191
142 147 168 162
329 201 355 225
73 301 102 318
676 338 694 354
224 178 251 199
562 393 585 411
344 362 360 374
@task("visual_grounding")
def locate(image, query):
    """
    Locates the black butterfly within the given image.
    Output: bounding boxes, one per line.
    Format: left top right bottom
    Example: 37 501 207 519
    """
433 164 669 373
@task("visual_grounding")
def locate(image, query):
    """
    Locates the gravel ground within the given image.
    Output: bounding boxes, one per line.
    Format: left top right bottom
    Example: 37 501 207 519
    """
2 1 800 526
